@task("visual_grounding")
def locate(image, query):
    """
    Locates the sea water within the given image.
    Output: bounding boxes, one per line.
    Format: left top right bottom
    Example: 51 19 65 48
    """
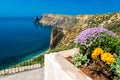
0 17 52 62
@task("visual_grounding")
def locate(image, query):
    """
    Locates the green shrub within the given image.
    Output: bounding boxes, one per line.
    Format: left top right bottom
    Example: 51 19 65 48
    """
73 27 120 79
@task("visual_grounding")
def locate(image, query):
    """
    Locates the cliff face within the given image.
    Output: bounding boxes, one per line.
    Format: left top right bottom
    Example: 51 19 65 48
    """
40 12 120 50
40 14 79 49
50 27 64 49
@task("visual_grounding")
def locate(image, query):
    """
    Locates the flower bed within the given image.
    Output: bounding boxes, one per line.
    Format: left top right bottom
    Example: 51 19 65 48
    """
72 27 120 80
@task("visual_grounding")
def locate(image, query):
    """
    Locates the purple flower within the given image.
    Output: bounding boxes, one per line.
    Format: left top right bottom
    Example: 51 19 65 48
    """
75 27 118 45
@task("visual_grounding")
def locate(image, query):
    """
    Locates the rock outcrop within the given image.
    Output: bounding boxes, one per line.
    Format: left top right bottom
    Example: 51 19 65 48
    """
34 16 39 23
39 14 78 29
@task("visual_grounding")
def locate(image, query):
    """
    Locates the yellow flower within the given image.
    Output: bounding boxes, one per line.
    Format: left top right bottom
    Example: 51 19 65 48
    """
109 58 115 63
91 53 98 59
101 52 115 63
93 48 104 55
91 48 104 59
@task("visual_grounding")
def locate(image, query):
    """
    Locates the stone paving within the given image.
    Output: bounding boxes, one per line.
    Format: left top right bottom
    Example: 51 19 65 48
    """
0 68 44 80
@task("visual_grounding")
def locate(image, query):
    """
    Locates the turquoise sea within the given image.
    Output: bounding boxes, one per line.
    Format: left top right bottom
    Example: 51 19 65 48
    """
0 17 52 62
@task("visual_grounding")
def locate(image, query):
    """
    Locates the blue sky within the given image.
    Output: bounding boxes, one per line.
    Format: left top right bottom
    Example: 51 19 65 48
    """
0 0 120 17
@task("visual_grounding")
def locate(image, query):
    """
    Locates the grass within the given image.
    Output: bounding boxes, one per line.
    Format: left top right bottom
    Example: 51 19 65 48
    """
13 54 45 68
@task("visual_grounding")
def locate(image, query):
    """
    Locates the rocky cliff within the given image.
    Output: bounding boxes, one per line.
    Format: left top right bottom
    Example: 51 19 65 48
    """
39 14 78 29
39 14 80 49
40 12 120 51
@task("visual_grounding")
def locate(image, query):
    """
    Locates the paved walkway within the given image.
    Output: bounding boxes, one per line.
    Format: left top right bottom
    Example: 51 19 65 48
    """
0 68 44 80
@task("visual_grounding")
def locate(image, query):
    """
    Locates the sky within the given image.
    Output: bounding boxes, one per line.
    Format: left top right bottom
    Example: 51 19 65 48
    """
0 0 120 17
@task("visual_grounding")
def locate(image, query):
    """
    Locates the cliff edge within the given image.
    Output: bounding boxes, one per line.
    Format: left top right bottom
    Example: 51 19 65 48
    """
40 12 120 51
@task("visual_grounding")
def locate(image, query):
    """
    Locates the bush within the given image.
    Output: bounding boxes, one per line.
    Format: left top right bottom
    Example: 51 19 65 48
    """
73 27 120 79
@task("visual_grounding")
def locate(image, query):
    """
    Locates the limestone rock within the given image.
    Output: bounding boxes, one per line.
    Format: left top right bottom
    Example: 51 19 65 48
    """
39 14 78 29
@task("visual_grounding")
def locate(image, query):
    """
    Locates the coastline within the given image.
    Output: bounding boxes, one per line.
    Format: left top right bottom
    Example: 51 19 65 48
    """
0 48 48 76
0 47 48 70
0 17 52 74
13 48 49 68
20 48 48 62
